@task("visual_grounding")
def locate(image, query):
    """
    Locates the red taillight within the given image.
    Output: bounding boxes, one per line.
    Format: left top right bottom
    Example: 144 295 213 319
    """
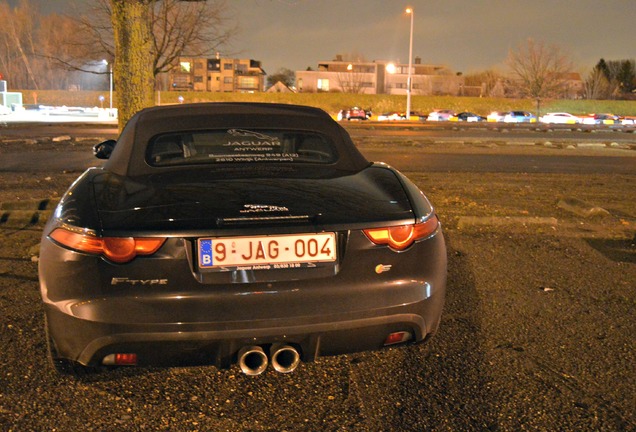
363 215 439 251
50 228 165 263
384 331 413 346
102 353 138 366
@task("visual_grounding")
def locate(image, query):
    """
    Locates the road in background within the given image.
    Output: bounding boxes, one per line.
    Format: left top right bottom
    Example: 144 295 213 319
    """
2 121 635 174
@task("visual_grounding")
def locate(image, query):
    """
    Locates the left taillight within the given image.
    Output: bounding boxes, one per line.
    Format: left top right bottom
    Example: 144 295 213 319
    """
363 215 439 251
49 227 166 263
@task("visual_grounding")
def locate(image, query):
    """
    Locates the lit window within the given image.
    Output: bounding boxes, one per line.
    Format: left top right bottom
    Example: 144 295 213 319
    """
238 76 258 89
180 62 191 73
317 79 329 91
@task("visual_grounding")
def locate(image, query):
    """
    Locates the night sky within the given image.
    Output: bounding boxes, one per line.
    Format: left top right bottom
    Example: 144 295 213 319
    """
11 0 636 76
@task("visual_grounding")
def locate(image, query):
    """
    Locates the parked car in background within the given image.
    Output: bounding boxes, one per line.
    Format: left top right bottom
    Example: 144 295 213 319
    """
450 112 485 122
486 111 508 122
377 111 407 121
581 113 620 125
503 111 537 123
426 109 456 121
539 112 581 124
39 102 447 376
337 107 371 121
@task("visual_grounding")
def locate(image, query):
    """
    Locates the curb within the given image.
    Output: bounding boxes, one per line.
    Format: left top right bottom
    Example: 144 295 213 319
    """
557 198 610 218
0 199 59 228
457 216 558 229
0 210 52 227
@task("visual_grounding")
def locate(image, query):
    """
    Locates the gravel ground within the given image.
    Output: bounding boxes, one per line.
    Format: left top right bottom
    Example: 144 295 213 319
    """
1 138 634 431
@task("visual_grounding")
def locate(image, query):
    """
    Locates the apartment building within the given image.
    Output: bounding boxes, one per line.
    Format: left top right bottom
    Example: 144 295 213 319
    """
170 56 266 93
295 56 464 96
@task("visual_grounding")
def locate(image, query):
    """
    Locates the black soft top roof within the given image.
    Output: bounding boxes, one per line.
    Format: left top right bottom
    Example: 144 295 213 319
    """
104 102 370 176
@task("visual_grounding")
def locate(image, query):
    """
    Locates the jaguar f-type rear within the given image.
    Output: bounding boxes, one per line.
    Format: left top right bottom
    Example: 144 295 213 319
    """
38 102 446 375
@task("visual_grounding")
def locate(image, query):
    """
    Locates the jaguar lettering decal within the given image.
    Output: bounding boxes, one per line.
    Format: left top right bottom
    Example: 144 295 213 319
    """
240 204 289 213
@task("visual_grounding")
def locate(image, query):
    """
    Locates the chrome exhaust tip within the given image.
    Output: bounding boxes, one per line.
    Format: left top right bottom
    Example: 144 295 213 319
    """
270 344 300 374
237 345 268 376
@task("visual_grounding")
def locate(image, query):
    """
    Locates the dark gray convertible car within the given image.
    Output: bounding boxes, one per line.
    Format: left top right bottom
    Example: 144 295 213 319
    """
39 102 446 375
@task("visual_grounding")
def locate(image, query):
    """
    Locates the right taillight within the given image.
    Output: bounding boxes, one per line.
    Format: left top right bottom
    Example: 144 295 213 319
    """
363 215 439 251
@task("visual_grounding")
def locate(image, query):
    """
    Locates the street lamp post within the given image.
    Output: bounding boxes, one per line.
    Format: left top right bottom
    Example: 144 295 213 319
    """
103 59 113 112
405 7 414 120
109 63 113 111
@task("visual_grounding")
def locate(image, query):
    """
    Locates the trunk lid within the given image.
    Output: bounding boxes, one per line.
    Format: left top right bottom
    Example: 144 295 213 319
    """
93 165 414 233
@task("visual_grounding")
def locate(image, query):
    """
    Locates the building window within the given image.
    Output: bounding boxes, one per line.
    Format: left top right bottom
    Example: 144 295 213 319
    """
238 76 259 89
208 59 220 71
317 78 329 92
194 76 203 83
223 63 233 70
357 66 374 73
224 77 233 84
180 61 191 73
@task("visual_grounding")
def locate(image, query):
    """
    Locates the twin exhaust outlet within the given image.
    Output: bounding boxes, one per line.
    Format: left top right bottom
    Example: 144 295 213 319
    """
238 344 300 375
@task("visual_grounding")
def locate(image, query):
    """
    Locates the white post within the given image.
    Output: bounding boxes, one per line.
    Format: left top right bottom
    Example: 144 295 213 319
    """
109 64 113 111
406 7 414 120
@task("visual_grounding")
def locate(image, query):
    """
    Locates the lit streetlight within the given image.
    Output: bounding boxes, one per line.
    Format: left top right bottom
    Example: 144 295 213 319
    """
405 7 414 120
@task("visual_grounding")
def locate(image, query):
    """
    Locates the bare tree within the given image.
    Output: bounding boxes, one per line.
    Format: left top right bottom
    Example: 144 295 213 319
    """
336 68 369 94
37 13 91 89
79 0 233 129
331 54 372 94
583 67 611 100
506 38 573 100
463 69 504 97
0 1 40 89
72 0 235 78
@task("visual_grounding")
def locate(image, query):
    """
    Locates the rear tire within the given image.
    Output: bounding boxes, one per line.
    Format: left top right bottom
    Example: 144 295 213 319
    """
45 314 97 376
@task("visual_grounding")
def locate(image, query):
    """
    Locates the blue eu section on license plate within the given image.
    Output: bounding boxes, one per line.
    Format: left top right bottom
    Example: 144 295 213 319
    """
199 238 214 267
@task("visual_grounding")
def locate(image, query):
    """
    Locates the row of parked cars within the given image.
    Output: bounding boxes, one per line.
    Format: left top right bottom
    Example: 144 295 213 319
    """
338 107 635 125
422 109 635 125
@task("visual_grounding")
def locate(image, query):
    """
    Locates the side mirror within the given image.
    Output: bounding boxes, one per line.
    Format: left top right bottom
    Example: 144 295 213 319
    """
93 139 116 159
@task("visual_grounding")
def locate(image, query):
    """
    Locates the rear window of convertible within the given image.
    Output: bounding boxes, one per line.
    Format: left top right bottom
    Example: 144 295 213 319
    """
146 129 337 166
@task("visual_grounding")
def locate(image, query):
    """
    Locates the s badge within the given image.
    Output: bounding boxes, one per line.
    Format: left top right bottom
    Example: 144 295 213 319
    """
375 264 392 274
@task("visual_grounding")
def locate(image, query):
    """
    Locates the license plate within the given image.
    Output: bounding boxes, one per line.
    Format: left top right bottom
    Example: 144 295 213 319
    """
197 233 336 270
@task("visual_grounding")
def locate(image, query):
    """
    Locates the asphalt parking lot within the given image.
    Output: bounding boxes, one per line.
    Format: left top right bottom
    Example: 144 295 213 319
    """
0 127 634 431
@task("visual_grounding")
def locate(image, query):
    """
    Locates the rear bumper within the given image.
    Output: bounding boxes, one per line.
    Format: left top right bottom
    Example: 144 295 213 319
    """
40 228 447 369
45 290 444 368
